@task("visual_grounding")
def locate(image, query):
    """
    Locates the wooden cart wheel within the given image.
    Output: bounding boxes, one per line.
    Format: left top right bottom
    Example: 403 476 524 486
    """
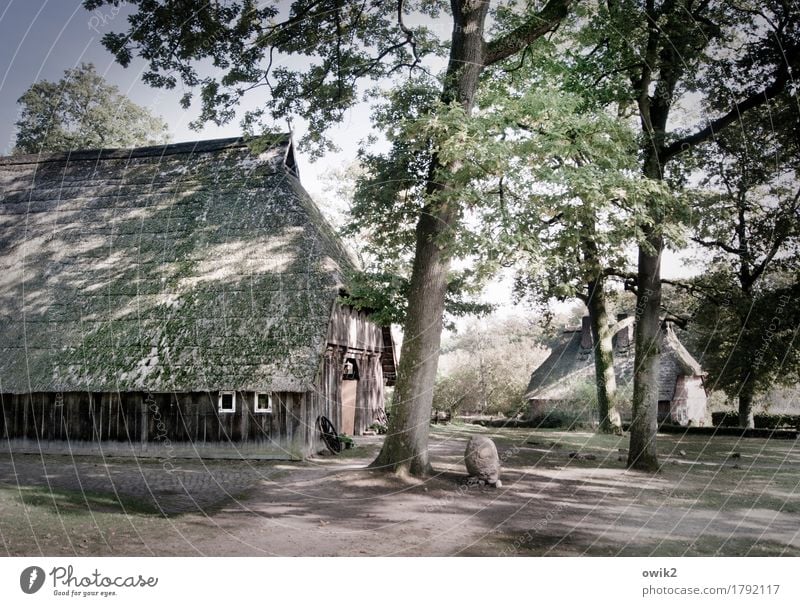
317 415 342 454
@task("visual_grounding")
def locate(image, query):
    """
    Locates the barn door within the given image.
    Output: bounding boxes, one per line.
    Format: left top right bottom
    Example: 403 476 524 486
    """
340 357 359 435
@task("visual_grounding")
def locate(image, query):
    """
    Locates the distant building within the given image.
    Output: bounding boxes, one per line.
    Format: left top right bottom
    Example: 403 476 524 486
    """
524 315 707 426
0 136 396 459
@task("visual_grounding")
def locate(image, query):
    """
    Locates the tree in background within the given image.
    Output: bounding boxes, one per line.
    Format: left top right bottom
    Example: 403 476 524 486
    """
575 0 799 469
14 63 169 154
433 317 547 417
487 43 674 434
681 100 800 428
348 39 678 436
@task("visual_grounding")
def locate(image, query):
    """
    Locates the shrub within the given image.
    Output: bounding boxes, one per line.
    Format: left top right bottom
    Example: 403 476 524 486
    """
368 422 388 435
712 410 800 429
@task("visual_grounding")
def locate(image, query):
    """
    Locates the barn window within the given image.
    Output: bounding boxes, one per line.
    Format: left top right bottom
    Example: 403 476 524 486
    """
255 392 272 414
342 358 359 380
218 391 236 413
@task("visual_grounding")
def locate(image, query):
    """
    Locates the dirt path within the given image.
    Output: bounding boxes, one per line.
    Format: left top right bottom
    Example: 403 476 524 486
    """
1 426 798 556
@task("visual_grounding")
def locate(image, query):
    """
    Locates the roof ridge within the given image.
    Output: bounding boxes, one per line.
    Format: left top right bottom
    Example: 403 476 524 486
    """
0 135 291 166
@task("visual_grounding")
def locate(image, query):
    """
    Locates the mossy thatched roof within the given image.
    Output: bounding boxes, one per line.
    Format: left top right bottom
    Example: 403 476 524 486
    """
525 323 704 402
0 136 355 393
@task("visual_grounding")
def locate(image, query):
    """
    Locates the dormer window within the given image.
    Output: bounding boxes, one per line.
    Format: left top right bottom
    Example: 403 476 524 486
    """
218 391 236 413
255 392 272 414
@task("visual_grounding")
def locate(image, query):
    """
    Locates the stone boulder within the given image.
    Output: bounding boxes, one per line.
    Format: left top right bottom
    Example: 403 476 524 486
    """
464 435 501 486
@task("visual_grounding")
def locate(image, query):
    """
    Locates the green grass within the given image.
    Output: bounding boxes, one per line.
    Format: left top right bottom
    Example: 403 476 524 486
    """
6 485 163 516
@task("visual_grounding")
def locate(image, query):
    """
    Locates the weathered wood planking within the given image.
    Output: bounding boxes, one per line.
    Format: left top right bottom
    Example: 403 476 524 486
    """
0 390 315 459
327 304 384 352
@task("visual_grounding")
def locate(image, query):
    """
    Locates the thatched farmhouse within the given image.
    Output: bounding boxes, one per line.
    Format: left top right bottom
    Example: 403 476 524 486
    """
525 316 708 426
0 136 396 459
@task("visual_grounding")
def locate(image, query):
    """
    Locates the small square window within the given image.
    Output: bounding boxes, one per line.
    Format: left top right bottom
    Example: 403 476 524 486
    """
218 391 236 413
255 392 272 414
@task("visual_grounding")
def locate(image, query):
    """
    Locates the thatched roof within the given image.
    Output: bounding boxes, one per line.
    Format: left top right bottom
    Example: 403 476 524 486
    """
0 136 356 394
525 322 704 402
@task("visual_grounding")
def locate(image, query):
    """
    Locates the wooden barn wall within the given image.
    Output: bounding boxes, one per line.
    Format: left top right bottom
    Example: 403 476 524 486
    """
313 347 344 442
353 353 384 435
323 303 387 436
327 304 384 352
0 390 322 460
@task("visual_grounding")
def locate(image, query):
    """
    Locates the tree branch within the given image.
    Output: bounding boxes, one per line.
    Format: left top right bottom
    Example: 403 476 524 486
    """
662 43 799 161
602 268 637 281
661 311 689 329
484 0 572 66
691 236 741 255
609 314 635 333
397 0 420 71
661 278 722 306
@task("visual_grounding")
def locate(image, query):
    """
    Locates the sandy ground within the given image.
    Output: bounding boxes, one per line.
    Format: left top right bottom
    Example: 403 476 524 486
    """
1 424 799 556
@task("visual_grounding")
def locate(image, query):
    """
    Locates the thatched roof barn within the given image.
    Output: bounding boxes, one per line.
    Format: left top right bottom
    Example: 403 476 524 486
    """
525 316 707 426
0 136 395 459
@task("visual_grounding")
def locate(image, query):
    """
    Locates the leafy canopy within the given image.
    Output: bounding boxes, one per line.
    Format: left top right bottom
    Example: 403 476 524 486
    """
83 0 446 156
14 63 169 154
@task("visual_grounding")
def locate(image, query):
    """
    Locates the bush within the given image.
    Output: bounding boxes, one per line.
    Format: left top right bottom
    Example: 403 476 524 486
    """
659 424 797 439
712 411 739 426
712 410 800 429
756 413 800 429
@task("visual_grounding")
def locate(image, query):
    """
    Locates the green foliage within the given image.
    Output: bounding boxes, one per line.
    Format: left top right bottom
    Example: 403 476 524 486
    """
339 268 493 327
679 92 800 403
432 317 546 417
367 422 387 435
14 63 169 154
531 404 597 430
688 274 800 399
712 411 800 430
346 78 441 260
83 0 447 155
345 67 678 323
338 270 409 326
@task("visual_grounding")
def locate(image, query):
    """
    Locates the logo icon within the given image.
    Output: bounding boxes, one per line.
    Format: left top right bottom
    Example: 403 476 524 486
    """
20 566 45 594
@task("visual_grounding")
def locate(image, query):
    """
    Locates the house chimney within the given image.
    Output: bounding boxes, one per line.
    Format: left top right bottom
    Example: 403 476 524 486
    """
581 316 593 349
614 313 631 349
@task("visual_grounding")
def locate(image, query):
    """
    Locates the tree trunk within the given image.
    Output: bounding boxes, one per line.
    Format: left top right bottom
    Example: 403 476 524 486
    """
586 280 621 433
627 234 663 471
738 374 756 429
371 0 490 476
